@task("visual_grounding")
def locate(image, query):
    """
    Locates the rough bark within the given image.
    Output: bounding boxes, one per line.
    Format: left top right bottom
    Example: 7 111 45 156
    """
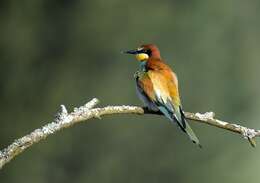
1 98 259 169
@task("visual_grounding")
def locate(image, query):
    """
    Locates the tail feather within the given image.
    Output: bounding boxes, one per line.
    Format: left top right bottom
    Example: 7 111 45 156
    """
179 107 201 147
182 120 201 147
158 105 201 147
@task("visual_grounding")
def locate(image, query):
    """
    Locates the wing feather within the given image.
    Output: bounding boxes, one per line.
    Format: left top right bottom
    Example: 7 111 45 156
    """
135 71 158 111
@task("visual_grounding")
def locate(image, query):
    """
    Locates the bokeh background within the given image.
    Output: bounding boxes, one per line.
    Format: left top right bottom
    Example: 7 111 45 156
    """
1 0 260 182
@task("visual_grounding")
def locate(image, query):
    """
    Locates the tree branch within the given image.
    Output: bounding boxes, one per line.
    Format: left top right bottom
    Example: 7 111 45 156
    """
0 98 259 169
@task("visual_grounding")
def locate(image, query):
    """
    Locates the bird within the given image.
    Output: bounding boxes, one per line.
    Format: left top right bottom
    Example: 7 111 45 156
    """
123 44 201 147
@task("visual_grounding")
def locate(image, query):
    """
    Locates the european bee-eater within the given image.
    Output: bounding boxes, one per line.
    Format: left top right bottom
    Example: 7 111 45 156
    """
124 44 201 147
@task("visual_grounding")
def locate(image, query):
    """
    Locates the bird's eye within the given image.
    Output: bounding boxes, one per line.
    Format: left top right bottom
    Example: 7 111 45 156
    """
143 49 151 56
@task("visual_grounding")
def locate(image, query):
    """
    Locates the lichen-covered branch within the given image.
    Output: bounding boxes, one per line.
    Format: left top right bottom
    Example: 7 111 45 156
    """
0 98 259 170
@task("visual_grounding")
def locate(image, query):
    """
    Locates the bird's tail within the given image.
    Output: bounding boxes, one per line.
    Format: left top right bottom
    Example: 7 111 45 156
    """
179 108 202 148
182 119 201 147
158 105 201 147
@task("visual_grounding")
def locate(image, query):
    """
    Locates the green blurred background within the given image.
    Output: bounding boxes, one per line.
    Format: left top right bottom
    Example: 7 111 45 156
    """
1 0 260 182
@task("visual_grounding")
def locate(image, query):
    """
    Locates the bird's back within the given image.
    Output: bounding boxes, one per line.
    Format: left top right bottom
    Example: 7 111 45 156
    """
146 58 180 106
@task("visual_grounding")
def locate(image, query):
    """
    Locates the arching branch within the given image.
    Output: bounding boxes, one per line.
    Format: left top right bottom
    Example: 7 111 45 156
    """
0 98 259 170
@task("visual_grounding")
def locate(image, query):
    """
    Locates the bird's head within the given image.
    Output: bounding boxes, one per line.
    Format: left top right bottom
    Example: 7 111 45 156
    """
123 44 161 61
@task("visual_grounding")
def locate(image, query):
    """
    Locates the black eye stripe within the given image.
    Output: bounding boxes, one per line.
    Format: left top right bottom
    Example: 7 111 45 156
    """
136 49 151 56
144 49 151 56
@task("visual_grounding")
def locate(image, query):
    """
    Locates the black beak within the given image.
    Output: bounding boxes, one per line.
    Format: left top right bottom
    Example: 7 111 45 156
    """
122 49 143 54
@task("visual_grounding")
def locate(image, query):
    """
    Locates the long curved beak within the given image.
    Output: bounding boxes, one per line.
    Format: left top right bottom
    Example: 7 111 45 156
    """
122 49 142 54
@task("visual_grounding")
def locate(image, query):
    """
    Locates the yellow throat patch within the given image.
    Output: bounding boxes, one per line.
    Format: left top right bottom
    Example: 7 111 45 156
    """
136 53 149 61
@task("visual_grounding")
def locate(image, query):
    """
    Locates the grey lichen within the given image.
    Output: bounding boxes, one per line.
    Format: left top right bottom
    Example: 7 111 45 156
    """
195 112 215 120
0 97 260 170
